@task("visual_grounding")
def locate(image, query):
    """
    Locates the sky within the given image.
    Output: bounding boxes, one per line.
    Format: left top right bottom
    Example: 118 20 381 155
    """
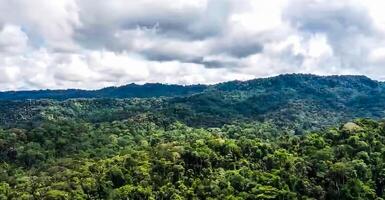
1 0 385 90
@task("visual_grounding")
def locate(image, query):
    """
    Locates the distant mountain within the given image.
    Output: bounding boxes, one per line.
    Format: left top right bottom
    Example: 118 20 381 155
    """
159 74 385 129
1 74 384 132
0 83 208 100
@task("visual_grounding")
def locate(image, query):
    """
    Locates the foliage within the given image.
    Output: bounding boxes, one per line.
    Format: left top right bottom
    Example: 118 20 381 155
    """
0 83 207 100
1 74 385 199
1 118 385 199
1 74 385 131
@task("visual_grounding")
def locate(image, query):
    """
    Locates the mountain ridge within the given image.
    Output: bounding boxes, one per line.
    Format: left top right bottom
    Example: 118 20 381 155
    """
1 73 384 132
0 74 381 100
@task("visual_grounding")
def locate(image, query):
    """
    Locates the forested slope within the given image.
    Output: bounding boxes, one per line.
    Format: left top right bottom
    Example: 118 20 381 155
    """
0 83 207 100
1 74 385 199
1 74 384 132
1 118 385 199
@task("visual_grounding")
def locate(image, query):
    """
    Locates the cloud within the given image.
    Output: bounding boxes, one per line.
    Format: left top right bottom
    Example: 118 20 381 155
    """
74 0 230 49
0 0 80 51
284 0 374 68
282 0 385 76
1 0 385 90
0 48 253 90
0 24 28 53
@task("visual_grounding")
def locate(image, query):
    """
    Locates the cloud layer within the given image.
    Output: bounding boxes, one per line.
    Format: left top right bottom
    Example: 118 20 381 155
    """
0 0 385 90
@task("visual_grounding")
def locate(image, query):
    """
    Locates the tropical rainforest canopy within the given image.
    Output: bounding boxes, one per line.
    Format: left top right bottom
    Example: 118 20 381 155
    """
1 74 385 199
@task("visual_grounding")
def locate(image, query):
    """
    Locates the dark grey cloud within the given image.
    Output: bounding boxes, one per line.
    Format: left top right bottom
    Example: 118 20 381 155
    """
211 37 264 58
285 1 374 36
73 0 265 65
74 0 231 50
225 43 263 58
199 60 239 68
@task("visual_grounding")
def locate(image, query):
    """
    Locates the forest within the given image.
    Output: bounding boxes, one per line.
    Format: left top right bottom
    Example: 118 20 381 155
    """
1 74 385 199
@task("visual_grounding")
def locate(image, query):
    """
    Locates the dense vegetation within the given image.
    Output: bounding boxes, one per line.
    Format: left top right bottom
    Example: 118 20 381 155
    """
1 74 385 199
0 83 207 100
2 118 385 199
1 74 384 131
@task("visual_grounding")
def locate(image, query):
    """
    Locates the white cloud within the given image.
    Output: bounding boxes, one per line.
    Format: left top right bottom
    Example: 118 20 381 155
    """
0 24 28 53
369 47 385 63
0 0 80 50
0 0 385 90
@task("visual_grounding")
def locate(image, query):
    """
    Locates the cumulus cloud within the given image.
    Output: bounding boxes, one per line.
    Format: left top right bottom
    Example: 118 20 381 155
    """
0 0 80 50
0 0 385 90
0 24 28 53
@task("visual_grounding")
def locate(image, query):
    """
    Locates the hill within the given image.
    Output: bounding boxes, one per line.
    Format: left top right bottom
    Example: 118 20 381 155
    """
0 83 207 100
2 74 385 199
0 74 384 132
2 116 385 199
164 74 385 131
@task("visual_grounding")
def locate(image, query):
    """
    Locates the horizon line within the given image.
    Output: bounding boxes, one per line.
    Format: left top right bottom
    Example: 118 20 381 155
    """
0 73 381 93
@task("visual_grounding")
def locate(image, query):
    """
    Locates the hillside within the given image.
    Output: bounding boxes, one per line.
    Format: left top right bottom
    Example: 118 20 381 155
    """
164 74 385 130
2 116 385 199
2 74 385 199
1 74 384 132
0 83 207 100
